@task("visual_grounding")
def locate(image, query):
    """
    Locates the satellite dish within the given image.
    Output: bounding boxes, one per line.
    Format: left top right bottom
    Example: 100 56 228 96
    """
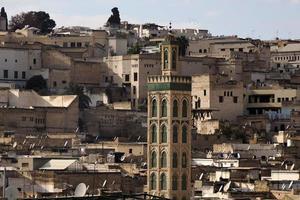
5 186 19 200
102 180 107 188
137 136 141 141
288 181 293 189
218 185 223 193
199 173 204 180
74 183 87 197
290 164 295 170
64 141 68 147
22 139 26 145
111 180 115 185
31 143 35 149
40 146 44 150
282 184 286 190
120 155 126 161
224 181 231 192
12 142 17 149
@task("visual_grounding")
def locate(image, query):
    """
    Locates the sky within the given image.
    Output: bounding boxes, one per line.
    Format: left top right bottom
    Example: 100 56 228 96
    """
1 0 300 40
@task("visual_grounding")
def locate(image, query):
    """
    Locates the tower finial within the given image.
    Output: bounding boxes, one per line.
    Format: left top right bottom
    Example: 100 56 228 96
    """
169 22 172 33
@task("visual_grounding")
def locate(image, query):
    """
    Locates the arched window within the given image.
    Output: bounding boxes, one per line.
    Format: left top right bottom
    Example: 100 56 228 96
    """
152 99 157 117
161 99 168 117
151 124 157 143
151 151 157 168
161 151 167 168
173 125 178 143
164 48 168 69
160 173 167 190
172 174 178 190
182 99 188 117
173 100 178 117
182 125 187 143
182 152 187 168
172 152 178 168
150 173 157 190
161 124 167 143
172 48 177 69
182 174 187 190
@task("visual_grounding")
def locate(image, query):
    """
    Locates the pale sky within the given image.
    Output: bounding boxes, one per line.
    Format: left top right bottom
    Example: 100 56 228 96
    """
1 0 300 39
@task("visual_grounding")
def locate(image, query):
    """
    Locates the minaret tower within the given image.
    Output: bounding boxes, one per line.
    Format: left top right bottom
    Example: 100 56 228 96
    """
147 26 192 200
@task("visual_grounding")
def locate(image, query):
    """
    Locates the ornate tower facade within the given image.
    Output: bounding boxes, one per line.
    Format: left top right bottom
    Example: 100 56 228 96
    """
147 35 192 200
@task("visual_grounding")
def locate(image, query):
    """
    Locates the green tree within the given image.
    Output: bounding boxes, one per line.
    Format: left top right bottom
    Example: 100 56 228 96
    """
25 75 47 94
106 7 121 27
65 84 91 110
9 11 56 34
128 43 141 54
0 7 8 31
176 36 189 56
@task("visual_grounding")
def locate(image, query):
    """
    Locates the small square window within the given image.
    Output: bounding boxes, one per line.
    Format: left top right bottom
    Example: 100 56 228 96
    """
233 97 238 103
219 96 224 103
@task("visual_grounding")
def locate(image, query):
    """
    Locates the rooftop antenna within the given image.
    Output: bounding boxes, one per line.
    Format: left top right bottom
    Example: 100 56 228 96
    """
74 183 87 197
199 173 204 180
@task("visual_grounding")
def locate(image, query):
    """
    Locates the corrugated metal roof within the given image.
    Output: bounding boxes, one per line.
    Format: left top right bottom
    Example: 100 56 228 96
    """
39 159 77 170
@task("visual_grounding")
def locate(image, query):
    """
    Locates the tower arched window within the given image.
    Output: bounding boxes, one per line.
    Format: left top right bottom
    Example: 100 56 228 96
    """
151 151 157 168
182 174 187 190
160 173 167 190
173 125 178 143
173 100 178 117
151 124 157 143
161 151 167 168
172 174 178 190
172 152 178 168
152 99 157 117
161 99 168 117
182 125 187 143
172 48 177 69
150 173 157 190
182 99 188 117
163 48 168 69
182 152 187 168
161 124 168 143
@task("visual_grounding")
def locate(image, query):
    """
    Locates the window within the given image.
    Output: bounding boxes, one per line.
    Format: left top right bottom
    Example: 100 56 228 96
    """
152 99 157 117
14 71 18 79
173 100 178 117
182 100 188 117
125 74 130 82
4 58 7 62
150 173 157 190
204 90 207 96
221 48 225 51
230 91 233 96
182 152 187 168
77 42 82 48
22 163 29 168
63 42 68 47
53 81 57 87
62 80 67 84
219 96 224 103
134 72 138 81
172 152 178 168
22 71 26 79
161 99 168 117
199 49 202 53
182 125 187 143
33 58 36 64
129 149 132 154
233 97 238 103
163 48 168 69
70 42 76 47
173 125 178 143
151 124 157 143
172 48 177 69
239 48 243 52
182 174 187 190
161 152 167 168
151 151 157 168
160 173 167 190
133 86 136 95
3 70 8 78
230 48 234 52
172 174 178 190
30 117 34 122
15 59 18 63
203 49 207 53
161 124 167 143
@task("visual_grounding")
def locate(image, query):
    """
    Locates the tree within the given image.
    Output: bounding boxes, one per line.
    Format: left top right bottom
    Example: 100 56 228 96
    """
176 36 189 56
0 7 8 31
9 11 56 34
65 84 91 110
106 7 121 27
128 43 141 54
25 75 47 93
